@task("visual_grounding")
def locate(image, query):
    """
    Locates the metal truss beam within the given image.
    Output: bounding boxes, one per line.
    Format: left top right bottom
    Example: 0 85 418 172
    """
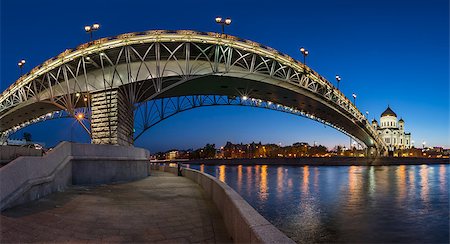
133 95 365 147
0 30 385 150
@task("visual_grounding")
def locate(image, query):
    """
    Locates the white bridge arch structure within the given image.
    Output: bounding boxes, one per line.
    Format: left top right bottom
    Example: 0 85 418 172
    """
0 30 386 154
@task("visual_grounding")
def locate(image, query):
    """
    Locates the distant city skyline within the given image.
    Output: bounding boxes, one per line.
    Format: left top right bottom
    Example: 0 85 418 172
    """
1 0 448 152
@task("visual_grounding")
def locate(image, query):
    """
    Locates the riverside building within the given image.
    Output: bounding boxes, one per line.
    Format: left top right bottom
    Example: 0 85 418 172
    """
372 106 412 152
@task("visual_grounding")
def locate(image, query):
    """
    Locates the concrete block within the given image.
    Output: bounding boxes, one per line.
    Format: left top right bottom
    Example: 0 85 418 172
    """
251 224 295 244
222 189 236 239
211 180 225 216
199 174 213 198
72 159 148 185
232 199 271 228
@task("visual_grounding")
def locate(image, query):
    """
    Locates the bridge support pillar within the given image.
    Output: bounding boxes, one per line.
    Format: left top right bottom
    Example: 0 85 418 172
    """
366 146 379 158
91 89 134 146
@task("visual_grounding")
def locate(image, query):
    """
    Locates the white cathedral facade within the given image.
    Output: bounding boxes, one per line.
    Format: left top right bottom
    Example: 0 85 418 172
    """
372 106 412 151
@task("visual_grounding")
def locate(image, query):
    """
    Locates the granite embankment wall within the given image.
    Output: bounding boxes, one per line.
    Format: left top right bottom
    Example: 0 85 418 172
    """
0 142 150 210
187 157 449 166
0 145 42 165
152 164 295 244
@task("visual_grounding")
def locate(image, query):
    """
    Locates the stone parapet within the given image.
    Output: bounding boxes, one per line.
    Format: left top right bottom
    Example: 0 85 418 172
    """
0 142 149 210
151 164 294 243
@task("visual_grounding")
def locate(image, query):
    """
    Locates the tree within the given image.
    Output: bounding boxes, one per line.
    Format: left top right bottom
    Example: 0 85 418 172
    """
23 132 32 142
203 143 216 158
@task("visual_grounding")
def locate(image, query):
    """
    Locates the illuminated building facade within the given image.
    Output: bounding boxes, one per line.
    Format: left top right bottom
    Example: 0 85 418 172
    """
372 106 412 151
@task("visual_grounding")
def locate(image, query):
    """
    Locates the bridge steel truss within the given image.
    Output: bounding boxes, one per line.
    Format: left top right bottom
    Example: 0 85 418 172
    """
0 30 386 151
2 95 366 148
134 95 364 146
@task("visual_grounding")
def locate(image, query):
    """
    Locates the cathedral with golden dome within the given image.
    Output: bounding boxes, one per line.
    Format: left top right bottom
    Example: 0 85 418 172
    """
371 106 412 151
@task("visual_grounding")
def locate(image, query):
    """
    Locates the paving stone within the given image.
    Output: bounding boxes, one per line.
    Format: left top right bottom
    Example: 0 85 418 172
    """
0 171 232 243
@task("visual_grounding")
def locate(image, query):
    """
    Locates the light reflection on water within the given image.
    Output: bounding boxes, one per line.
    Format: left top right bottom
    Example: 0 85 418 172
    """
188 163 449 243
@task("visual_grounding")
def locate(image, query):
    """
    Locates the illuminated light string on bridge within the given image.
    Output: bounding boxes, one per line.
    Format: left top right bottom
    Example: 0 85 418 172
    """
0 30 383 152
131 94 366 148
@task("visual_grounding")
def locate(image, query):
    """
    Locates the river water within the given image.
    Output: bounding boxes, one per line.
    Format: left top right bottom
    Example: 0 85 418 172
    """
186 164 449 243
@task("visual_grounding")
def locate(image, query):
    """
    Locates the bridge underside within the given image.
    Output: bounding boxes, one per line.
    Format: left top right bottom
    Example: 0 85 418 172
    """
138 75 375 147
1 75 376 148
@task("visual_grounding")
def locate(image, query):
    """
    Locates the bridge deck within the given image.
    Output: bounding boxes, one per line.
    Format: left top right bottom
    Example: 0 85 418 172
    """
0 171 231 243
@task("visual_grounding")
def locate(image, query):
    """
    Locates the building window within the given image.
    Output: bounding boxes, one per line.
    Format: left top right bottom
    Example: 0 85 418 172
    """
385 138 390 143
393 138 396 144
401 139 403 144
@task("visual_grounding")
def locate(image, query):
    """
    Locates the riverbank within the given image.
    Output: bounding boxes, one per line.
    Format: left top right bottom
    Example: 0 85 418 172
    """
187 156 449 166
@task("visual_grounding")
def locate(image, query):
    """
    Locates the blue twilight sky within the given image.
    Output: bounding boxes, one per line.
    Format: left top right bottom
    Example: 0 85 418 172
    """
1 0 449 152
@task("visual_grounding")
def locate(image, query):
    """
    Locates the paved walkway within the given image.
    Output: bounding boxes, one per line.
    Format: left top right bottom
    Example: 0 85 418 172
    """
0 171 232 243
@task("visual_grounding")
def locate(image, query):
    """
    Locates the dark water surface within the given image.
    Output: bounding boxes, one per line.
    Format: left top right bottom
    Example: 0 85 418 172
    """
186 164 449 243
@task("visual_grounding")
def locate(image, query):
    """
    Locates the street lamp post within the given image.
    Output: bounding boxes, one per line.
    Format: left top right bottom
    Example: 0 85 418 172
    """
84 23 100 42
215 17 231 36
300 47 309 71
335 75 341 90
352 93 357 105
18 59 26 76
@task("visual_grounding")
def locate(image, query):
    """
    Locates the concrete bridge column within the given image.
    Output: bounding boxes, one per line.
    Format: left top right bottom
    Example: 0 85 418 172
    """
366 146 378 158
91 89 134 146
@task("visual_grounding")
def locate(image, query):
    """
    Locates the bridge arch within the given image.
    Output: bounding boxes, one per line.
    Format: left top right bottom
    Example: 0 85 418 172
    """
0 30 385 150
4 95 365 148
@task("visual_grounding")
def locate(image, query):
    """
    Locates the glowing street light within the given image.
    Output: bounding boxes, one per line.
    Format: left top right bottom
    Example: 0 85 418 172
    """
76 113 84 120
18 59 26 76
215 16 232 36
352 93 357 105
300 47 309 71
84 23 100 42
335 75 341 90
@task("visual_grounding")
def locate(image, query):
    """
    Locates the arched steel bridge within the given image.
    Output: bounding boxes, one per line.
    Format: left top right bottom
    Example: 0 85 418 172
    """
0 30 386 151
